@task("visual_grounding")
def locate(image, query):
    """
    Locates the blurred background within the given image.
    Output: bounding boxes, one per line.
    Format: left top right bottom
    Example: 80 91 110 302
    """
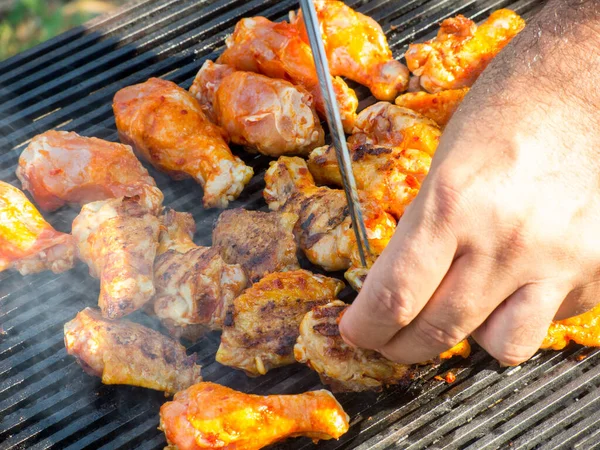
0 0 127 60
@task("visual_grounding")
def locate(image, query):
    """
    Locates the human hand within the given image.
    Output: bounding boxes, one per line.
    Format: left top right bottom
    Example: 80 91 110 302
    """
339 0 600 366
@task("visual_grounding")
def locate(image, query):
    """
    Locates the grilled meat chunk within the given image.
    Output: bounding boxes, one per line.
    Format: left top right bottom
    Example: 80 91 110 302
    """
291 0 409 101
216 270 344 376
543 305 600 350
16 130 163 214
0 180 75 275
212 208 300 283
72 197 160 319
405 9 525 92
191 61 324 157
64 308 201 394
113 77 253 209
295 301 411 392
395 88 469 127
154 210 248 340
159 382 349 450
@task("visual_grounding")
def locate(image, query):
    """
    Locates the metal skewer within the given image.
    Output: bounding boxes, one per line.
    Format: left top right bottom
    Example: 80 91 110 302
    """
299 0 371 267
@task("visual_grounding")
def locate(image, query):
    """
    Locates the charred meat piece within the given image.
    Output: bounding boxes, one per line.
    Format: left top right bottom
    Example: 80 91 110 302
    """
216 270 344 376
0 180 75 275
191 61 324 157
395 88 469 127
64 308 201 394
159 382 349 450
295 301 411 392
212 208 300 283
72 197 160 319
16 130 163 214
113 77 253 209
154 210 248 340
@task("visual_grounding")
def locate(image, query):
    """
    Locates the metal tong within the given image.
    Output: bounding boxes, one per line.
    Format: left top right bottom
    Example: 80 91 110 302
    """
299 0 371 267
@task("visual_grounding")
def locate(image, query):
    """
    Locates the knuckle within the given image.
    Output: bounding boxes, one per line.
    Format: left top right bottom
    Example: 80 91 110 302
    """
370 276 417 328
414 315 465 351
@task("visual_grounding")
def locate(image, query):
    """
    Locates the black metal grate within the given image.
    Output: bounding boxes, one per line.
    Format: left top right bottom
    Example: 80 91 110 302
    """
1 0 599 449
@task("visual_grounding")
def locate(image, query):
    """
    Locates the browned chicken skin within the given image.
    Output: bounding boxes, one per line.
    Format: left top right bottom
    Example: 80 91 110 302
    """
16 130 163 214
159 382 349 450
291 0 409 101
295 301 411 392
190 61 324 157
0 180 75 275
154 209 248 340
113 78 253 209
216 270 344 376
64 308 202 394
395 88 469 127
217 17 358 132
212 208 300 283
71 197 160 319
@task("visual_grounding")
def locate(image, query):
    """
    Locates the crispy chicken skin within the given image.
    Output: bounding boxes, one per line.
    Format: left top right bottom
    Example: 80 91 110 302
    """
405 10 525 92
16 130 163 214
264 156 396 273
291 0 409 101
216 270 344 376
308 144 431 219
113 78 253 209
212 208 300 283
395 88 469 127
153 210 248 340
64 308 201 394
72 197 160 319
159 382 349 450
295 301 411 392
191 61 324 157
0 180 75 275
542 305 600 350
217 17 358 132
348 102 441 156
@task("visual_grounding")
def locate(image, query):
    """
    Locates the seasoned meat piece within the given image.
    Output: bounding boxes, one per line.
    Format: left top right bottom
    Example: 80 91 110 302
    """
64 308 201 394
154 210 248 340
543 304 600 350
212 208 300 283
72 197 160 319
159 382 349 450
291 0 409 101
0 180 75 275
113 78 253 209
405 10 525 92
395 88 469 127
295 301 411 392
16 130 163 214
189 60 236 122
191 61 324 157
216 270 344 376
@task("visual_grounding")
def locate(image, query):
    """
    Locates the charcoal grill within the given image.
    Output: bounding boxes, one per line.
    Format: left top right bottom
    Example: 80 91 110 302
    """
1 0 599 449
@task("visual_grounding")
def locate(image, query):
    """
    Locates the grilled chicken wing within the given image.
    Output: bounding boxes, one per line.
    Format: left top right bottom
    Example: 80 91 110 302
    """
72 197 160 319
216 270 344 376
212 208 300 283
153 210 248 340
308 144 431 219
264 157 396 273
0 180 75 275
113 78 253 209
395 88 469 127
405 9 525 92
291 0 409 101
348 102 441 156
64 308 201 394
295 301 411 392
16 130 163 214
217 17 358 132
159 382 349 450
542 305 600 350
190 61 324 157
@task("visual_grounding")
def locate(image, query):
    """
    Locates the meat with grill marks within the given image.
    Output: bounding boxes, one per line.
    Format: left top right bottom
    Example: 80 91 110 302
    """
64 308 201 394
216 270 344 376
212 208 300 283
71 196 160 319
153 209 248 341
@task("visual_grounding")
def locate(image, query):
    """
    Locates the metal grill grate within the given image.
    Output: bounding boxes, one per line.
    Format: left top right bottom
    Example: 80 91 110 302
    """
2 0 599 449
